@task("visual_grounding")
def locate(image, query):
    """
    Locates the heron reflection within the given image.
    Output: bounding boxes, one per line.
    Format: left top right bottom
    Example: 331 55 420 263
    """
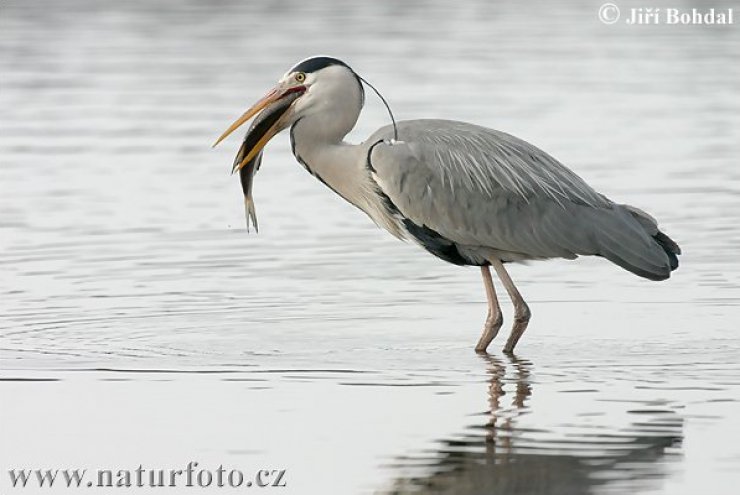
385 354 682 495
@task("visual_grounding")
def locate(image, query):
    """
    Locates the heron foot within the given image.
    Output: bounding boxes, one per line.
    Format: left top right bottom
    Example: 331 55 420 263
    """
503 303 531 353
475 311 503 353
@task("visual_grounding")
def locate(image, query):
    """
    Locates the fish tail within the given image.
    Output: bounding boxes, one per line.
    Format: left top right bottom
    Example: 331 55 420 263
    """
244 196 258 233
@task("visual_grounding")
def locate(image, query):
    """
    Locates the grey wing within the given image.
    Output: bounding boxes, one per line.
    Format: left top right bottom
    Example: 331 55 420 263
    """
368 120 674 278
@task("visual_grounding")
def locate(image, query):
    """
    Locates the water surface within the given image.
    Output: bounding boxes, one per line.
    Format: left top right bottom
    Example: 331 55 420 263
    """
1 1 739 494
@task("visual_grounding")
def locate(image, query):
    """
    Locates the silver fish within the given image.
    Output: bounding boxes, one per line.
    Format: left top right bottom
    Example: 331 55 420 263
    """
230 91 302 233
237 147 262 233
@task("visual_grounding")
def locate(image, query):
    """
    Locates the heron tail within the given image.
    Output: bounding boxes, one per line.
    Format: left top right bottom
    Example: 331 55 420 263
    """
653 230 681 271
595 205 681 281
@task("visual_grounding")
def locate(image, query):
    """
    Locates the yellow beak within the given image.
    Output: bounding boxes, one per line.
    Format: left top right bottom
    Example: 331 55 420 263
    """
213 85 305 173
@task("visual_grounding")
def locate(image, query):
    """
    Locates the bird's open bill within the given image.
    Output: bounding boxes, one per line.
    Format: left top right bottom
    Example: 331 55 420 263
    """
212 85 305 173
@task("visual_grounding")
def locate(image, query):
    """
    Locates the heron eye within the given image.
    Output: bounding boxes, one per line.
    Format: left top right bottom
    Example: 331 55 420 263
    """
294 72 306 83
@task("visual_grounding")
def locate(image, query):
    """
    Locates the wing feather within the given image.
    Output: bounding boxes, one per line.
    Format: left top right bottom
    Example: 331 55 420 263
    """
367 119 672 276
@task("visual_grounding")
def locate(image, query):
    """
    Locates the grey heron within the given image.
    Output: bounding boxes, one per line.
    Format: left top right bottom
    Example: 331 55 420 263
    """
213 56 681 353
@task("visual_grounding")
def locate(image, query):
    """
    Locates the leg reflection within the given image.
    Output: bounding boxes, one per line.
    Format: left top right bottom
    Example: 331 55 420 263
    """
385 354 682 495
481 353 533 452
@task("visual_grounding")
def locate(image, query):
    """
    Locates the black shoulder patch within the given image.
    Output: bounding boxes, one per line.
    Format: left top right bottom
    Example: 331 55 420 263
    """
290 56 351 74
364 145 473 267
366 140 402 217
365 139 385 174
402 219 478 267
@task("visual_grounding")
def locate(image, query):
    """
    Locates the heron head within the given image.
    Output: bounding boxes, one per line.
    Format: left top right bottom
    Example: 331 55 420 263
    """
213 56 364 173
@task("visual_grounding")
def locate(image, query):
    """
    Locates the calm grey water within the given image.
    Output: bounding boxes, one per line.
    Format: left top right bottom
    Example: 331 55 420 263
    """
1 1 739 494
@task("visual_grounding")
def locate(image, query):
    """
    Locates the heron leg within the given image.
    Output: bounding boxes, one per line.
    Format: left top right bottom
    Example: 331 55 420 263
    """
475 265 503 354
490 259 531 353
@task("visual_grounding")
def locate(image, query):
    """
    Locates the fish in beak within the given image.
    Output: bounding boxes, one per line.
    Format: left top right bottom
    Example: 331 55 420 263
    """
237 147 262 233
213 85 305 232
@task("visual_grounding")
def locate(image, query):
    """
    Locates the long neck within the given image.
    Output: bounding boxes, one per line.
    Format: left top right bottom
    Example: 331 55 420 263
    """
290 116 369 206
289 107 406 239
